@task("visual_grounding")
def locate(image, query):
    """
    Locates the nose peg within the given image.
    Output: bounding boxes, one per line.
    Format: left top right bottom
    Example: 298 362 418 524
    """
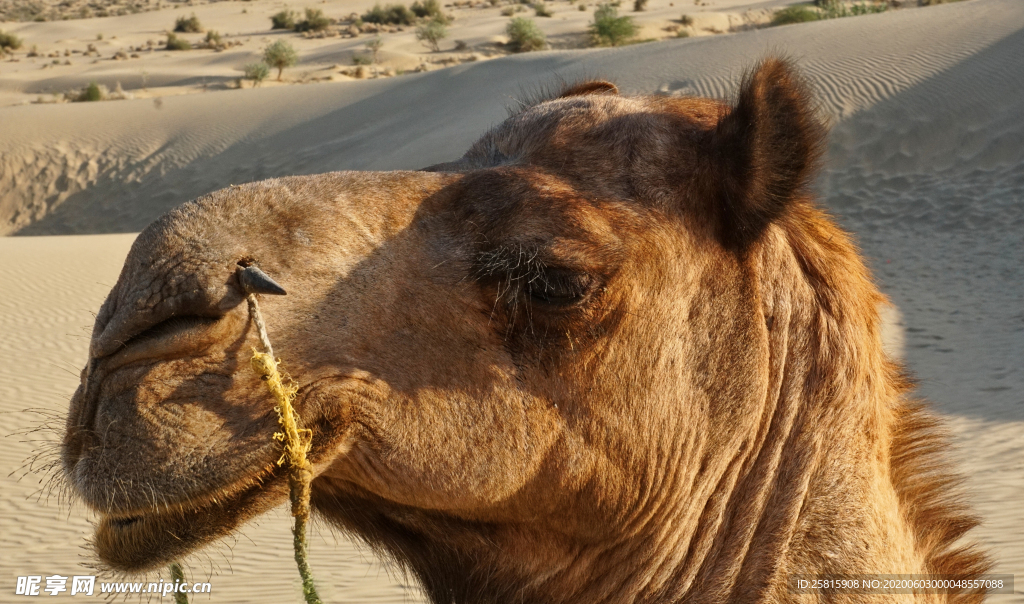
237 266 287 296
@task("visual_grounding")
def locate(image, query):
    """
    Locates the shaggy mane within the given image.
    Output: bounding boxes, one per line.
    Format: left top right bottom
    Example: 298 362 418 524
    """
889 393 992 600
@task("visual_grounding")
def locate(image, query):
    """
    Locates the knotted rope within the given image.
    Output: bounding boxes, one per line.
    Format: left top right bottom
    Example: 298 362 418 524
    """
246 294 321 604
167 293 321 604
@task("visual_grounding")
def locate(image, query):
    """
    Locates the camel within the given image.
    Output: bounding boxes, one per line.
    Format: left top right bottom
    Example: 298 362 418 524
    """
62 59 989 603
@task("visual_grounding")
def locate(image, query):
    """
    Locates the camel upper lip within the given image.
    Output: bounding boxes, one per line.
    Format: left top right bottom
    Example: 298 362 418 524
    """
102 463 274 522
96 453 281 520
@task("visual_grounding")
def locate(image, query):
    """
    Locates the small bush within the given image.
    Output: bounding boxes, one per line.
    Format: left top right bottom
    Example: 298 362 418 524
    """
295 8 332 32
415 19 447 51
77 82 104 102
0 31 23 53
679 14 693 25
771 6 820 24
271 10 297 29
174 13 203 33
506 16 545 52
501 6 516 15
352 53 372 65
263 39 298 80
633 0 647 10
366 35 384 62
533 2 553 16
165 33 192 50
362 3 416 25
589 4 636 46
579 4 587 9
244 62 270 85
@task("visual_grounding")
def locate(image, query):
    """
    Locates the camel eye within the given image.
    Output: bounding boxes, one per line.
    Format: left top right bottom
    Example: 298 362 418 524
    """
527 269 593 306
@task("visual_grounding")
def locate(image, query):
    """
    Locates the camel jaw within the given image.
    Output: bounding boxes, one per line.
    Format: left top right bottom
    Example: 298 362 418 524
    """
94 464 288 573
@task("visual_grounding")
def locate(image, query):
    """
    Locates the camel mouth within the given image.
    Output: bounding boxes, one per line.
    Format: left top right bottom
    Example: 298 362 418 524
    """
108 515 142 529
95 463 288 573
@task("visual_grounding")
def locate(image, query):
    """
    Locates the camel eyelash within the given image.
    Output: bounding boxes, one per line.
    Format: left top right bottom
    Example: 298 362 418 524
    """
473 246 595 309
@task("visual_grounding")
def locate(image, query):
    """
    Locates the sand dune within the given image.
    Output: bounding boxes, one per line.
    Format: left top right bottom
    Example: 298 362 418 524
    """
1 0 1022 601
2 0 1020 236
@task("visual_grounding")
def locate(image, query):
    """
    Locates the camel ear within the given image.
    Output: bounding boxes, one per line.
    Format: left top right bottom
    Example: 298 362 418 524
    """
560 81 619 98
707 58 825 250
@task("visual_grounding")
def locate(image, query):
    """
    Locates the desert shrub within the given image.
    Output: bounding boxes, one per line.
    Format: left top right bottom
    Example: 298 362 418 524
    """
795 0 886 19
203 30 225 49
506 16 545 51
633 0 647 10
352 53 372 64
844 1 888 15
362 3 416 25
411 0 443 19
533 2 553 16
501 6 516 15
295 8 331 32
0 30 23 53
415 19 447 51
679 14 693 25
817 0 885 17
243 62 270 85
165 33 192 50
76 82 104 102
771 6 819 24
271 10 297 29
263 39 298 79
174 13 203 33
589 4 636 46
366 35 384 62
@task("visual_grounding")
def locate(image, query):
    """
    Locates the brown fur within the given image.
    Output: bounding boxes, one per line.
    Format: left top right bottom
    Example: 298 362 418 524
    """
62 58 989 603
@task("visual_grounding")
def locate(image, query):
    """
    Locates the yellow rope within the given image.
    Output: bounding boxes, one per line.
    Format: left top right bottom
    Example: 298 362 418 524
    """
247 294 322 604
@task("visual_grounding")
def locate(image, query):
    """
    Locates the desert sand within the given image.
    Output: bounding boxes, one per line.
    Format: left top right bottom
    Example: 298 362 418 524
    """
1 0 1022 601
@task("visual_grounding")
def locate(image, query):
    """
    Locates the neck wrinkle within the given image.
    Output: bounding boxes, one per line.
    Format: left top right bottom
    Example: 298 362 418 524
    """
674 272 816 604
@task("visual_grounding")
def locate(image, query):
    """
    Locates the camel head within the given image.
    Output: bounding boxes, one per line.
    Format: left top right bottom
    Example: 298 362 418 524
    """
64 59 984 602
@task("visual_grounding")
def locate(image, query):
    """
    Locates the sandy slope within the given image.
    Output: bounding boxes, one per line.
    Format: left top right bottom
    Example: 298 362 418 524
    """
0 0 787 108
0 0 1022 601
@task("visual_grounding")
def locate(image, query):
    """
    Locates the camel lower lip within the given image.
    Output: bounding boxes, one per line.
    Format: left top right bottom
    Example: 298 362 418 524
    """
94 466 288 573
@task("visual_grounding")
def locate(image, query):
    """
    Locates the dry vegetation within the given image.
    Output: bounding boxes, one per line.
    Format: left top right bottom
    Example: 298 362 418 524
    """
0 0 201 22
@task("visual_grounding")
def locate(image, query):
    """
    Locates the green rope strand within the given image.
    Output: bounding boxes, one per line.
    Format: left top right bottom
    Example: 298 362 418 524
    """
169 562 189 604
